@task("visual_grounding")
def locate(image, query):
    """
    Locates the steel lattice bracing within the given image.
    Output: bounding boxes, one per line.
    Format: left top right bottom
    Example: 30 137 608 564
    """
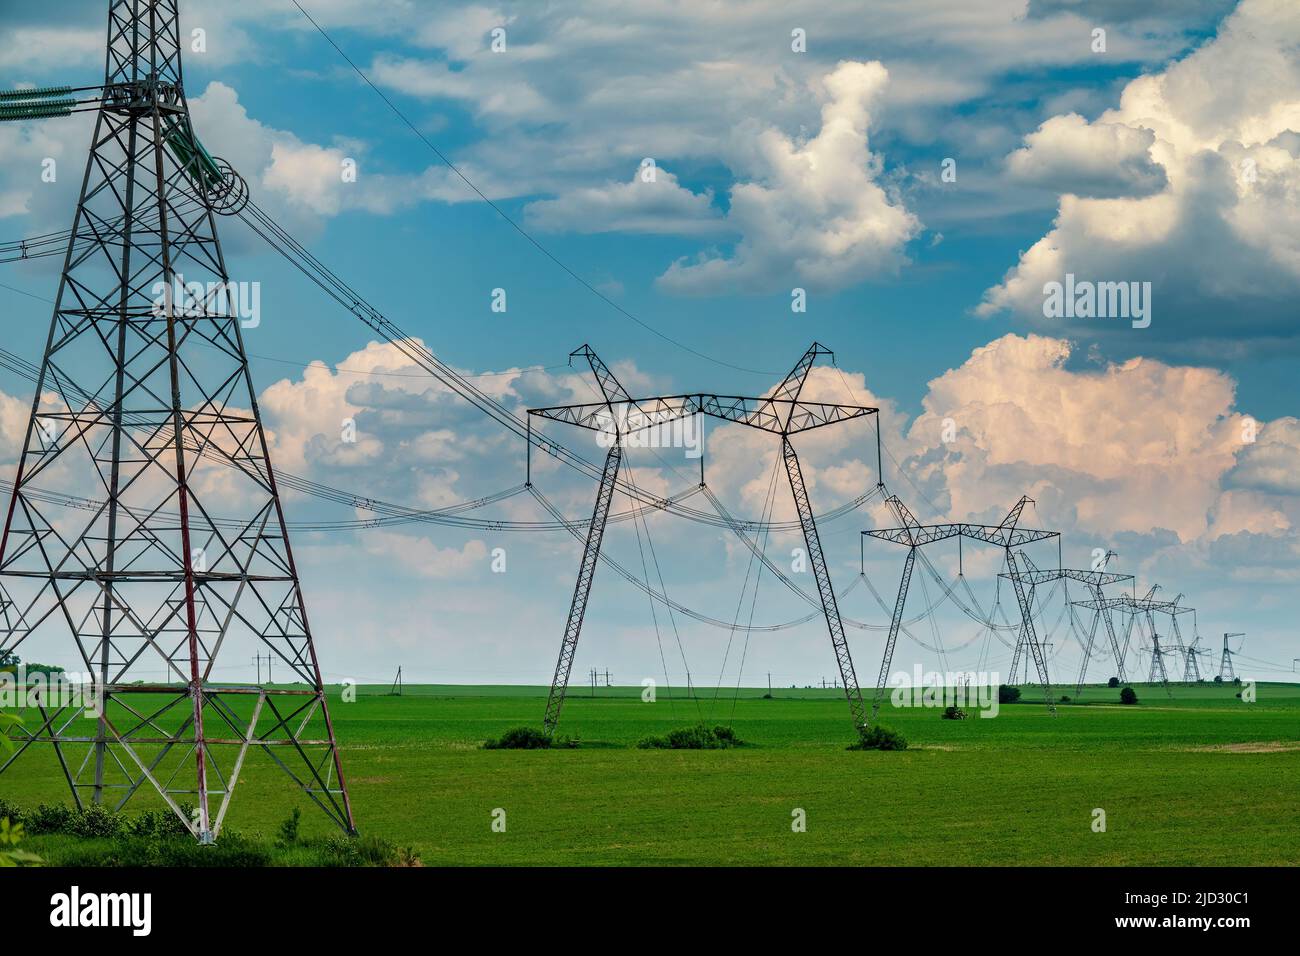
870 544 916 723
541 443 621 735
863 496 1060 721
531 343 878 741
781 437 866 732
0 0 351 841
1004 550 1056 714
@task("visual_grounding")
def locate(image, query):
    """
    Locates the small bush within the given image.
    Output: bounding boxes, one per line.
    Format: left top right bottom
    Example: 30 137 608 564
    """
637 724 744 749
0 797 22 825
1120 686 1139 705
24 803 77 835
120 808 190 840
998 684 1021 704
319 832 408 867
1059 695 1071 703
849 725 908 751
1107 676 1120 688
941 706 967 720
483 726 552 750
277 808 302 847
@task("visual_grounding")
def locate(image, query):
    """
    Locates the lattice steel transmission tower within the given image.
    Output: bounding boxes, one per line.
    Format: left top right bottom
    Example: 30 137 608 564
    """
862 496 1060 721
998 551 1132 697
0 0 352 841
1073 587 1190 697
1220 633 1243 681
529 343 879 741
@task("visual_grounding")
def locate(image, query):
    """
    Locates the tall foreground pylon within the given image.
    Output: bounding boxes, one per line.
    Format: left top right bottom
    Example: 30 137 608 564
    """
0 0 353 841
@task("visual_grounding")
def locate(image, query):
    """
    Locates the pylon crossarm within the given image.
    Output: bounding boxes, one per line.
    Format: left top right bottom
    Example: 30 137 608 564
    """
529 395 876 438
867 523 1057 549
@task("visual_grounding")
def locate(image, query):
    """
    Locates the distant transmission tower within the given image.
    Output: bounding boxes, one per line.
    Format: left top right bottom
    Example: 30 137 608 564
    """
0 0 352 841
530 343 879 741
1147 633 1171 686
865 496 1060 720
1220 633 1243 681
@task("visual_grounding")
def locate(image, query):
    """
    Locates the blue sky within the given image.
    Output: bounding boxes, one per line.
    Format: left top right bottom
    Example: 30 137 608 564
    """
1 0 1297 690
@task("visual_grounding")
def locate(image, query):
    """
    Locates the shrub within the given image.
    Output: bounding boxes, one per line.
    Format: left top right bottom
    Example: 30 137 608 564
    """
24 803 77 835
120 808 190 840
998 684 1021 704
1120 686 1139 705
276 808 302 847
849 724 908 751
69 803 120 838
483 726 552 750
941 706 967 720
0 797 22 825
1107 677 1120 688
637 724 744 749
1059 695 1071 703
319 832 404 867
1213 675 1223 684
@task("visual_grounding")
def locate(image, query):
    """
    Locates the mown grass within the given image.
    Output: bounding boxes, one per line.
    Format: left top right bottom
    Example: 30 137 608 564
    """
2 681 1298 865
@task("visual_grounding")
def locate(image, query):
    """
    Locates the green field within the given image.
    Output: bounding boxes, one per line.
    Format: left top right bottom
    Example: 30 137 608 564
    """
4 682 1299 865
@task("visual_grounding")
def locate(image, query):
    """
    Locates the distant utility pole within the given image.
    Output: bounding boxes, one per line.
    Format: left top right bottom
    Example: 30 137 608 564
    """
252 653 274 685
604 669 611 687
767 672 772 696
390 666 403 697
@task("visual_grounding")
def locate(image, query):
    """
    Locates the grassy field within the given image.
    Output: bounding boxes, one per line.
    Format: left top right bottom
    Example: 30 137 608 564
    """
3 681 1299 865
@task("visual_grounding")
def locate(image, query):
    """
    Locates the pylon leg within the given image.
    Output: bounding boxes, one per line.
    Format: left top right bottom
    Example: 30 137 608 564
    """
1075 607 1102 698
1006 551 1056 715
542 444 622 736
780 438 867 738
871 546 916 725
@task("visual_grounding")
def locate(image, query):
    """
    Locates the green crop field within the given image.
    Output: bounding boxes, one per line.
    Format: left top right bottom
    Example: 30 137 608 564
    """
3 681 1299 866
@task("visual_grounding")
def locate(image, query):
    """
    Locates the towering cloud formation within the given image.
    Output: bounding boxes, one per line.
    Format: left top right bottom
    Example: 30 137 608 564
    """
980 0 1300 356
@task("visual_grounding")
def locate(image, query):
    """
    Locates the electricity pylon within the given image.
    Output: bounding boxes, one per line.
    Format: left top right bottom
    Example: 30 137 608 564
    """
529 343 879 740
1148 633 1172 685
0 0 352 841
1181 632 1206 683
1220 633 1244 681
1074 587 1189 698
863 496 1060 721
999 551 1132 697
